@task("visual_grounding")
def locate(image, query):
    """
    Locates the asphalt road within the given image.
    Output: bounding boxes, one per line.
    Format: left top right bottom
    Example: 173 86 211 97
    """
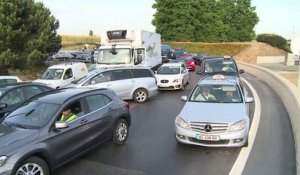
53 71 295 175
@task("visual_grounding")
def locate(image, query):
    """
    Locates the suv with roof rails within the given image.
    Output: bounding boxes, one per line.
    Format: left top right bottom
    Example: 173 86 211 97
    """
175 74 254 147
197 56 244 77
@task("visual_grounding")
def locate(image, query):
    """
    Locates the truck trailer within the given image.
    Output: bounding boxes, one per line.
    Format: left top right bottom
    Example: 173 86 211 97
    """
96 29 162 69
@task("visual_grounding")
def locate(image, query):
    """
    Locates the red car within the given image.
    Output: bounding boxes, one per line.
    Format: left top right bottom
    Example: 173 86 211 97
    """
185 57 196 71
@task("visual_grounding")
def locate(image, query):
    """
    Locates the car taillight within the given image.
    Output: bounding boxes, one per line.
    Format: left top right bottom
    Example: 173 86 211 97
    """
124 101 129 109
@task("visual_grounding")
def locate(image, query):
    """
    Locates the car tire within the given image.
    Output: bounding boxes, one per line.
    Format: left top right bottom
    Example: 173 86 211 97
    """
133 88 148 103
112 119 129 145
15 156 49 175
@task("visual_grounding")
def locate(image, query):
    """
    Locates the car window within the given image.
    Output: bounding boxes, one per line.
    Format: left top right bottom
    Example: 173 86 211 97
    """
0 79 17 84
41 69 64 80
60 101 84 121
22 86 43 99
64 68 73 79
0 88 25 105
132 69 153 78
181 64 187 72
189 84 242 103
4 101 60 129
85 94 112 112
157 66 180 74
111 69 133 81
87 71 111 85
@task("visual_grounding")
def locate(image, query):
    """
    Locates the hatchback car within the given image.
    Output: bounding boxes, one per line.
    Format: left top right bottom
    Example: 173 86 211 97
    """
0 88 130 175
0 82 54 119
0 76 23 85
155 62 189 90
197 56 244 77
175 74 254 147
69 67 158 103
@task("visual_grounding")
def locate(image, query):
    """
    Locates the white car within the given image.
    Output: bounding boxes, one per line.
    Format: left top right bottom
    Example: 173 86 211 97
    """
0 76 23 84
69 66 158 103
175 75 254 147
155 62 189 90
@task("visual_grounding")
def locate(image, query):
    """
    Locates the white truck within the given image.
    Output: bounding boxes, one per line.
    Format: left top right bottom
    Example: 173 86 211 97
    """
96 29 162 69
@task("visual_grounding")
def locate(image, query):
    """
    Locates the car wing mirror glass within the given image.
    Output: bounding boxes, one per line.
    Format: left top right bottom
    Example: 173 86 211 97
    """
181 96 187 101
55 121 69 129
245 97 254 103
0 103 7 109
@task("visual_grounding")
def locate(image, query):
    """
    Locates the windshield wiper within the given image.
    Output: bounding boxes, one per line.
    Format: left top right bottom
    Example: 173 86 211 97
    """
25 109 35 116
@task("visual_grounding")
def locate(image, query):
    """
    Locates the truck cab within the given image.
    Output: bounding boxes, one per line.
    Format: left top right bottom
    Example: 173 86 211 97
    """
96 30 161 69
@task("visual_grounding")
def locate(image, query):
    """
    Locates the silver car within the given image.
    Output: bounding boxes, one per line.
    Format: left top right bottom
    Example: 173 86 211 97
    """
175 75 254 147
69 67 158 103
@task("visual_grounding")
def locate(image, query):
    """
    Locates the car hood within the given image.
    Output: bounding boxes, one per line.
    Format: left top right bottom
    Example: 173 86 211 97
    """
0 124 39 154
33 79 61 88
179 102 247 125
156 74 182 80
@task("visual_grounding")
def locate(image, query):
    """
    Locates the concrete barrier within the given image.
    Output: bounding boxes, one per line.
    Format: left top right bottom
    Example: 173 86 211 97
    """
256 56 285 64
238 61 300 174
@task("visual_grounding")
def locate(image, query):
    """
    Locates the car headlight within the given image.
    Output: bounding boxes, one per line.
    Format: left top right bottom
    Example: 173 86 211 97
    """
228 120 246 132
175 116 189 129
0 156 7 167
173 79 180 83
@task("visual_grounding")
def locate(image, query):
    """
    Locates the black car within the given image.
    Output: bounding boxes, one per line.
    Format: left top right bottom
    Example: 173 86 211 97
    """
193 53 208 65
197 56 244 77
0 82 54 119
0 88 130 175
161 44 176 62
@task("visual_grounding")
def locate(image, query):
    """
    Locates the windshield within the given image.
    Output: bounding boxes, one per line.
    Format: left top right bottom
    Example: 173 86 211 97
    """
157 66 180 75
72 70 99 84
0 90 6 97
97 48 131 64
4 101 60 129
204 59 238 75
189 84 242 103
41 69 64 80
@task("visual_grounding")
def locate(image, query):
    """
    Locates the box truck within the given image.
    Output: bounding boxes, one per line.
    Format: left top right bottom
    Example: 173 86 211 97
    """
96 29 162 69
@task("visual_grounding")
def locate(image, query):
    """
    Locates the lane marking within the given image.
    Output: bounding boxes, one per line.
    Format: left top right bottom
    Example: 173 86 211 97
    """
229 78 262 175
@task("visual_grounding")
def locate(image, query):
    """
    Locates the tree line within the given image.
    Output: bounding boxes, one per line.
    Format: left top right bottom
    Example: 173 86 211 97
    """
152 0 259 42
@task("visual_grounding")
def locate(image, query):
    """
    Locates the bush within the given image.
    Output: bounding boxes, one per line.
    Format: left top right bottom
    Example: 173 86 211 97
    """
256 34 291 52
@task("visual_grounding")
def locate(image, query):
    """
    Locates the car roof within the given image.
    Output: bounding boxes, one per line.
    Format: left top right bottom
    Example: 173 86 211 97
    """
94 66 152 73
0 82 52 90
161 62 183 67
198 75 239 86
33 88 109 104
203 56 235 61
48 62 85 69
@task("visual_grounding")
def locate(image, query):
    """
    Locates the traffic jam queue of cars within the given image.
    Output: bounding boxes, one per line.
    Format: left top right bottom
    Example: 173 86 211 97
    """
0 55 253 174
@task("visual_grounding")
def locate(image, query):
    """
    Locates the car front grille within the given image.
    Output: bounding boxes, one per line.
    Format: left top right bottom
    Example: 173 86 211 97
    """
161 80 169 83
189 122 229 134
188 137 230 145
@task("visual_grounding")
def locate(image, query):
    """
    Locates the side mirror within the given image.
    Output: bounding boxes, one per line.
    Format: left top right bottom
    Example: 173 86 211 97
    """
55 121 69 129
239 69 245 74
0 103 7 109
137 55 143 62
245 97 254 103
181 96 187 101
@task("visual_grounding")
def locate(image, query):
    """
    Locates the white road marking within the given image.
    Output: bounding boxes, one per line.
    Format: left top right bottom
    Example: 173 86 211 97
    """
229 78 262 175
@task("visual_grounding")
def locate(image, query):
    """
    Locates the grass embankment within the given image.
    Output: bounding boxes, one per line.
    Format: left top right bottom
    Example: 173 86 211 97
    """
61 35 100 48
166 42 251 56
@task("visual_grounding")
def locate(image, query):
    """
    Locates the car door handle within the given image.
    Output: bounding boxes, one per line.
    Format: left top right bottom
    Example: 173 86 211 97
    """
80 119 88 124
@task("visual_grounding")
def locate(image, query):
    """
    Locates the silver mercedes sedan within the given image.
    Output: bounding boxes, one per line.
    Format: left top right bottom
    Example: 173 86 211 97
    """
175 75 254 147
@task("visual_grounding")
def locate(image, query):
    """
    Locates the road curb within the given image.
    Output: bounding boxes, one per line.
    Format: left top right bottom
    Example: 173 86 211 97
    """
238 61 300 175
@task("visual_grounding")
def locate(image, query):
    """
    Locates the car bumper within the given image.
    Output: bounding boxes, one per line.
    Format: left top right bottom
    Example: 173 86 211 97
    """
0 162 14 175
175 124 248 147
157 82 182 90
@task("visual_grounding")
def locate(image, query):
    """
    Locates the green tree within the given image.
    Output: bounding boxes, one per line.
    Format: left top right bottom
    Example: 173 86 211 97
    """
257 33 291 52
152 0 259 42
0 0 61 73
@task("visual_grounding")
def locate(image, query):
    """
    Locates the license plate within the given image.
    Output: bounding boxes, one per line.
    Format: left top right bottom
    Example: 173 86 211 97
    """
195 134 219 141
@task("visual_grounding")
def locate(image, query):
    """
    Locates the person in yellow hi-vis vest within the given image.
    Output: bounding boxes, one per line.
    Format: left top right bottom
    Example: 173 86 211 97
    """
60 108 77 122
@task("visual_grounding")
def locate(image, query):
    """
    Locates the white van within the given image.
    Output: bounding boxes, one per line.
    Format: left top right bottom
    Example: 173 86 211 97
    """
34 62 88 89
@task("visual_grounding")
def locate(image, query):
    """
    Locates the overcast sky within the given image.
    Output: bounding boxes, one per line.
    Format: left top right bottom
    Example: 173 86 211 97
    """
38 0 300 39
